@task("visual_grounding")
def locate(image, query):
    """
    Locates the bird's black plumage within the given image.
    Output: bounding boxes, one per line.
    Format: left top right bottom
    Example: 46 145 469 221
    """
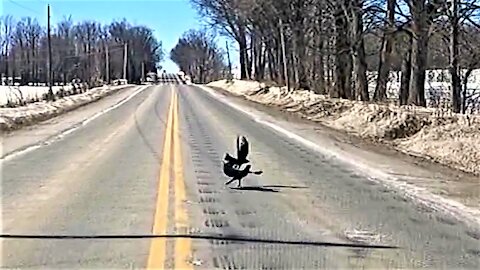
222 135 262 187
236 135 249 164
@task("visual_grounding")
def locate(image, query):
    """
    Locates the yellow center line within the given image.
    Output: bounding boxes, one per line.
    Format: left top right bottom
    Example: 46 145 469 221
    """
172 89 193 269
147 89 175 270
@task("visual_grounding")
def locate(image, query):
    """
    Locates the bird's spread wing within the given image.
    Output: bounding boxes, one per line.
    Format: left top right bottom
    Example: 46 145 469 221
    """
224 153 237 163
236 135 249 162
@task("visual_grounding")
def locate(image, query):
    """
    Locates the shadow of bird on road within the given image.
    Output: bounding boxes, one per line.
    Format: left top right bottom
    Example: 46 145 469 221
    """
262 185 307 189
230 186 279 193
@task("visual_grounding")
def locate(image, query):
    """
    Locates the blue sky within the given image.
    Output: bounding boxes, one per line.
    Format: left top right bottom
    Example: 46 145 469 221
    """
1 0 238 72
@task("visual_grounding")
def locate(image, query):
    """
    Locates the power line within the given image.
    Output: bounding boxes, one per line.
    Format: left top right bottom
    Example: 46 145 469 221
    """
6 0 43 16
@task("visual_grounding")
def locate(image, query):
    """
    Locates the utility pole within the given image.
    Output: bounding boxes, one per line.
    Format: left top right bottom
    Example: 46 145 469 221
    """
279 18 289 92
226 40 232 80
123 42 128 82
105 45 110 84
47 4 54 100
141 61 145 83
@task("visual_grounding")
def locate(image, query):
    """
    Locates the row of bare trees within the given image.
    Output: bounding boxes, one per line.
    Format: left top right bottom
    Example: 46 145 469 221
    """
171 30 228 83
0 15 163 86
191 0 480 113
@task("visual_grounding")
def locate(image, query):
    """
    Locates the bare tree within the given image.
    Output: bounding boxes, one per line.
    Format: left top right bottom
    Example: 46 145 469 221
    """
445 0 480 112
373 0 396 101
191 0 252 79
186 0 480 112
3 15 163 87
0 15 14 83
171 29 227 83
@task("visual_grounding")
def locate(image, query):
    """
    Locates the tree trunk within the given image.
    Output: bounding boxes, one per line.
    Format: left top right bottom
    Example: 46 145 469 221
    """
315 10 326 94
400 35 412 105
374 0 396 101
251 33 256 79
408 32 427 106
316 35 326 94
449 0 461 113
353 45 368 101
267 47 277 82
31 39 36 84
4 44 9 83
408 2 428 107
334 2 352 99
254 36 265 81
291 41 299 89
351 1 369 101
11 50 16 85
462 68 473 114
238 30 249 80
295 30 308 90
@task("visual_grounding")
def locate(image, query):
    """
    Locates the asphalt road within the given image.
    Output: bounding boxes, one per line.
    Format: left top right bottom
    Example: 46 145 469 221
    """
2 77 479 269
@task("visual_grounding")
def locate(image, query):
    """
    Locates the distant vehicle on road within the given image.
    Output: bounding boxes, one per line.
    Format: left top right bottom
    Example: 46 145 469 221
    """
146 72 157 83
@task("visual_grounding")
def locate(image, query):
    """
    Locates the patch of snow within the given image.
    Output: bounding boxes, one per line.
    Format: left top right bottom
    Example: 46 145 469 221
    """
0 85 80 106
0 84 134 132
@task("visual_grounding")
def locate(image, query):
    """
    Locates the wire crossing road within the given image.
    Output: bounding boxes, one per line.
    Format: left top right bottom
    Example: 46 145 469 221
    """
2 81 479 269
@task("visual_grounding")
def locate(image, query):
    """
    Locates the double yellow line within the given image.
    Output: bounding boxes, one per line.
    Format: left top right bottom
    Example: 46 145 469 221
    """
147 89 192 269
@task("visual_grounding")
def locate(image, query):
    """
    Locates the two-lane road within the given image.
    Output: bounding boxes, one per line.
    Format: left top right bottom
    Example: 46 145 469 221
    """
2 81 479 269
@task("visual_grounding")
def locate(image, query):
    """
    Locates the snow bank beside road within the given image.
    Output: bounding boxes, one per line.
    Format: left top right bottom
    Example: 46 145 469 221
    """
0 84 84 106
208 80 480 175
0 84 133 132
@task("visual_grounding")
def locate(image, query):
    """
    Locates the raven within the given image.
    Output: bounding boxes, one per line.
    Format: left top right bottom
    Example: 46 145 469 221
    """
224 135 249 167
222 135 262 187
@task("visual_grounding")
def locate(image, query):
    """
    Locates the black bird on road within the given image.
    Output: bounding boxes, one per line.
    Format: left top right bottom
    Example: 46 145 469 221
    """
223 135 262 187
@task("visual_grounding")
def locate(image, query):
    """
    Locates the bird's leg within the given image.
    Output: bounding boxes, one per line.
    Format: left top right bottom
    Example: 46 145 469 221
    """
237 179 242 188
225 178 236 185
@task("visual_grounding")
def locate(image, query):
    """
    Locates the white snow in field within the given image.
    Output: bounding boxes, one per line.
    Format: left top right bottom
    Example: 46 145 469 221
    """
366 69 480 111
0 84 133 131
0 85 78 106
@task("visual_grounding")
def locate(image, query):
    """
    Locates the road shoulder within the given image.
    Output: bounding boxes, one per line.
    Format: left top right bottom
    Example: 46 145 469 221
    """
1 85 148 159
